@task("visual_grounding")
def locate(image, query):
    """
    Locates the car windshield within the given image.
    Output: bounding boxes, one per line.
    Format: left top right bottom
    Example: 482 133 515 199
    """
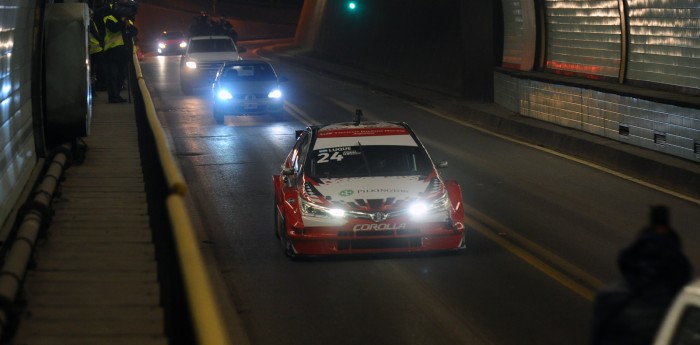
310 144 432 178
188 38 236 53
162 32 184 40
221 64 277 82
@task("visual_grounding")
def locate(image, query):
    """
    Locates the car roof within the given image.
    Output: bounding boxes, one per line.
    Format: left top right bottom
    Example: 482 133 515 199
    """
312 122 418 148
189 35 232 41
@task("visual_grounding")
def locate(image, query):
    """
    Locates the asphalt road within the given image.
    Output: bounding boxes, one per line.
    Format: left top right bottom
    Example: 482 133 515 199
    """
139 43 700 345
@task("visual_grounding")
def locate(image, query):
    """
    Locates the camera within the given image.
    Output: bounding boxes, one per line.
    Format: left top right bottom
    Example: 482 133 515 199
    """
111 0 138 19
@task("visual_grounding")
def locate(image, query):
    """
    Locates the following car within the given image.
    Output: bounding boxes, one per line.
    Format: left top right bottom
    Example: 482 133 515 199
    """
272 111 466 257
653 279 700 344
211 60 287 123
180 35 245 95
157 31 187 55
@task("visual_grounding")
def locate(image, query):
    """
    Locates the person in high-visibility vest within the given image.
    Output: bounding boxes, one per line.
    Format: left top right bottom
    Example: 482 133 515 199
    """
102 9 128 103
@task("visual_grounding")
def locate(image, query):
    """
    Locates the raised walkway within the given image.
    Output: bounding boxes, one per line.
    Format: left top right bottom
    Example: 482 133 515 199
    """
11 94 167 345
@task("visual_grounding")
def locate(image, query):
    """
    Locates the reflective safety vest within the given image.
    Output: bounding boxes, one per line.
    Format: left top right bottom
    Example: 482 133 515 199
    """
89 19 103 54
103 15 124 51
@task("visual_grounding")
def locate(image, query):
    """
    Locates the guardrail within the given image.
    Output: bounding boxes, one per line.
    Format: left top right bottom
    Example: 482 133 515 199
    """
132 55 232 345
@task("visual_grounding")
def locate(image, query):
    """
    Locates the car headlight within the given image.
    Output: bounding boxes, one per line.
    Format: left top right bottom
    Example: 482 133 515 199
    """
408 202 428 216
158 42 166 49
217 89 233 100
185 61 197 69
268 89 282 99
407 193 450 218
179 41 187 48
300 199 345 218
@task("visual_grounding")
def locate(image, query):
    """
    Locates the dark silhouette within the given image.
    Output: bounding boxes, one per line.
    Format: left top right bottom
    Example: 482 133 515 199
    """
591 206 692 345
189 11 213 36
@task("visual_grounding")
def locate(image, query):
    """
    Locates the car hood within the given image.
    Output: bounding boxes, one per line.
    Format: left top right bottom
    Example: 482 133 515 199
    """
306 176 435 209
186 51 240 62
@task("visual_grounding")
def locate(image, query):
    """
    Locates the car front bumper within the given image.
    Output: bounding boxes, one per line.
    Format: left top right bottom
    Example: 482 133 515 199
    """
285 222 466 256
214 98 284 115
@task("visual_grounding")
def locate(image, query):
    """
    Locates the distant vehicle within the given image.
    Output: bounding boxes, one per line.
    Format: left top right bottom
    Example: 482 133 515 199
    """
211 60 287 123
653 279 700 344
157 31 187 55
272 112 466 258
179 35 246 95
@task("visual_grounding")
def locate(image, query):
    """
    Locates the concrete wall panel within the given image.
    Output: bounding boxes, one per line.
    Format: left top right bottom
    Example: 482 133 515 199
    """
0 1 37 230
495 71 700 161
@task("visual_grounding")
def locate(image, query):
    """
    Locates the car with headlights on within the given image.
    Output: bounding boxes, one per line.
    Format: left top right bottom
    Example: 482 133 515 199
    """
180 35 245 95
272 111 466 257
211 60 286 123
157 31 186 55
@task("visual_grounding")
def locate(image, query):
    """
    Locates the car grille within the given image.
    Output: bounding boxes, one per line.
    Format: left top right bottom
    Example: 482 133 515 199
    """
337 229 422 250
233 93 268 100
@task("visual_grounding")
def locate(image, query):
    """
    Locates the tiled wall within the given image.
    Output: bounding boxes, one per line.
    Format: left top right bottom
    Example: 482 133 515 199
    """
494 72 700 161
543 0 622 79
0 1 37 228
626 0 700 90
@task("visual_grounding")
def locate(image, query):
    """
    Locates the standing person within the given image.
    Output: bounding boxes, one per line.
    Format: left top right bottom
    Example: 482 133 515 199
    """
218 16 238 43
102 5 128 103
591 205 693 345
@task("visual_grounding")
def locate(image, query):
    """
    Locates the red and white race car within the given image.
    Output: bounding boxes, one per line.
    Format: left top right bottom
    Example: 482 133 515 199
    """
272 111 466 257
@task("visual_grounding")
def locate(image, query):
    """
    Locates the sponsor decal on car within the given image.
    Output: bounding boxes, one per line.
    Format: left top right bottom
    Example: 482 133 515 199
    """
353 223 406 231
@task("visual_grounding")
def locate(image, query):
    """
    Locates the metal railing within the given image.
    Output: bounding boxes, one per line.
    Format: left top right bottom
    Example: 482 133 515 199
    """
132 55 233 345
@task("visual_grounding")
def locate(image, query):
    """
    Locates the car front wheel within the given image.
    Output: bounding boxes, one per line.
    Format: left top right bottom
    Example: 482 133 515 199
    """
213 104 225 124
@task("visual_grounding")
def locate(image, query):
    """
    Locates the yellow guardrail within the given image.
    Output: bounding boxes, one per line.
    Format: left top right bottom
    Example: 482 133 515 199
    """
132 58 187 196
132 55 232 345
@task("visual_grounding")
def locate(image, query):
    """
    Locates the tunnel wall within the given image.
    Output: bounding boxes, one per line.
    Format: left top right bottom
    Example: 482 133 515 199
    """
0 1 39 232
305 0 498 101
497 0 700 162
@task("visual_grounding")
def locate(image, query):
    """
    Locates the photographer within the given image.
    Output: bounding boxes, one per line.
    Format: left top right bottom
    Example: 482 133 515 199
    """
102 0 137 103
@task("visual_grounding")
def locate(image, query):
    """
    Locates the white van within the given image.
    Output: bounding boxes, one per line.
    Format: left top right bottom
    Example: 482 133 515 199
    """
179 35 245 95
653 279 700 344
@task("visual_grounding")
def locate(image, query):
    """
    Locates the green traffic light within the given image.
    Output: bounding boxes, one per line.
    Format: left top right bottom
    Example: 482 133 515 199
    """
348 2 356 10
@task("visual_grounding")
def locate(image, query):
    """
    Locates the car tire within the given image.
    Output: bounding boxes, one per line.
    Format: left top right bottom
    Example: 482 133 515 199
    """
284 238 297 259
273 201 281 239
271 110 286 121
181 82 193 95
213 105 225 124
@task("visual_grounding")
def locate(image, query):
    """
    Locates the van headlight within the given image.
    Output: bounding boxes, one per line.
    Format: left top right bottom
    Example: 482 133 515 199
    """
185 61 197 69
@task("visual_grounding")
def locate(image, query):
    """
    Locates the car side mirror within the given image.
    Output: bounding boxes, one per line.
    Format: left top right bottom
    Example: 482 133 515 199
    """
436 161 449 169
238 46 247 53
282 168 295 187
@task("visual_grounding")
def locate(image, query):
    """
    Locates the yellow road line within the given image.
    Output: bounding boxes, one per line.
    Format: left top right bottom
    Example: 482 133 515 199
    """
465 204 605 290
465 214 597 301
284 101 318 125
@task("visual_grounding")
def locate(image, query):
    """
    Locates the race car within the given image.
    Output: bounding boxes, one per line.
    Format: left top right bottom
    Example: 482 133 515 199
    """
272 110 466 257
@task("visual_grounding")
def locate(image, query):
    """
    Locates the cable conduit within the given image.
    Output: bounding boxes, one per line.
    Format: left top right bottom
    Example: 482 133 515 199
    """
0 143 70 341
